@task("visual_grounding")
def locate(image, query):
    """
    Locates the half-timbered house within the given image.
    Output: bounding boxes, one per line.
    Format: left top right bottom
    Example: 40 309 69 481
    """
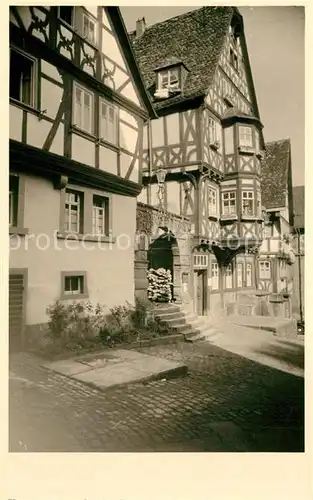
259 139 295 298
131 7 267 317
9 6 155 350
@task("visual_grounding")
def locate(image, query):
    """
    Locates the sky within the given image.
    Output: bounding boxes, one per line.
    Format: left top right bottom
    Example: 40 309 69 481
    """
121 6 305 187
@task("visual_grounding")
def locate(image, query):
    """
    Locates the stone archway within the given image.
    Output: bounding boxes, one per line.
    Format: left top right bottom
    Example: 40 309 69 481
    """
147 230 180 302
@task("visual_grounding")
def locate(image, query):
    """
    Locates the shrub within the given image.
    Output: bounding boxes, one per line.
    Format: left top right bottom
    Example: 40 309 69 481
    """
147 268 173 302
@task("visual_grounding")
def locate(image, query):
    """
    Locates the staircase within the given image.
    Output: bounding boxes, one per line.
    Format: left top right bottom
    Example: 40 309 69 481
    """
152 303 223 343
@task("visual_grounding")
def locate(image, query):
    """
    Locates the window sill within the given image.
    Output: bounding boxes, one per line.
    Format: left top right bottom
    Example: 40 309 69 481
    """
60 292 89 301
220 215 238 222
57 232 116 243
71 125 95 141
241 214 257 221
9 226 29 236
10 98 41 117
238 146 255 155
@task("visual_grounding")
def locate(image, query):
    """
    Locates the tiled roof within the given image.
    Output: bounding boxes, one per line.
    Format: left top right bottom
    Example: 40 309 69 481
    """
261 139 291 210
293 185 305 230
129 6 234 110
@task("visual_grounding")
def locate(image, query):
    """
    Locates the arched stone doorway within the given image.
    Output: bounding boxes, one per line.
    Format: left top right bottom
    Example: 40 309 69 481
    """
147 230 180 303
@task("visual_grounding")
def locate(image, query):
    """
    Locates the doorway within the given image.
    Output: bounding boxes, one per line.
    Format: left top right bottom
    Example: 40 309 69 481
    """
194 270 206 316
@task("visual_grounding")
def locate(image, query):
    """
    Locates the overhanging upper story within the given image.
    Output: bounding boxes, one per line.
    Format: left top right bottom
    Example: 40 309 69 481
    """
130 7 265 182
9 6 156 197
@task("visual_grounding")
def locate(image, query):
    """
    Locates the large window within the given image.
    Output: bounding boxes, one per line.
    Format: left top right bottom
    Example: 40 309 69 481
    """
222 191 236 216
158 67 180 90
64 190 84 234
239 126 253 148
211 262 219 290
92 196 109 236
73 83 94 134
259 261 271 280
237 262 243 288
246 263 252 287
208 187 217 216
10 48 36 107
225 263 233 289
100 99 117 145
242 190 254 216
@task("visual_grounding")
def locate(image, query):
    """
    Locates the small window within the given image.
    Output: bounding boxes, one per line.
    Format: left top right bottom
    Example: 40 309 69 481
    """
222 191 236 216
239 126 253 148
211 262 219 290
83 12 97 45
9 175 19 227
225 263 233 289
100 99 117 145
208 187 217 216
246 263 252 287
194 254 208 269
64 189 84 234
259 261 271 280
58 6 74 26
64 275 84 295
158 67 180 90
237 262 243 288
73 83 94 134
242 190 254 216
92 196 109 236
10 48 36 107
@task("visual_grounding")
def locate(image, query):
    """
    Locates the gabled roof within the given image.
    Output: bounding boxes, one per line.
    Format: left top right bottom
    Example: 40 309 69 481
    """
261 139 291 210
129 7 235 111
293 185 305 230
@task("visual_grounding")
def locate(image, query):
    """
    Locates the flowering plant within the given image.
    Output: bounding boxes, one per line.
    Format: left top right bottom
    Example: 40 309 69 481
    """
147 268 173 302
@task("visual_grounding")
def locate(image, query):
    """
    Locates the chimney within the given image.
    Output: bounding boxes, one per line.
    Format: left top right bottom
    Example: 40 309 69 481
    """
136 17 146 38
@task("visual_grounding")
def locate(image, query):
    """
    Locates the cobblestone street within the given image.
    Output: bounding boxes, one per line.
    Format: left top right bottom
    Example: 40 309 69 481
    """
9 341 304 453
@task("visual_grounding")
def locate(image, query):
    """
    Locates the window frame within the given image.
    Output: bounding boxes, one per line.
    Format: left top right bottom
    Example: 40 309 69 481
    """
72 82 94 135
208 187 218 216
259 260 271 280
238 125 253 148
237 262 244 288
10 47 37 109
64 189 84 235
225 262 234 289
99 98 118 146
92 195 109 236
158 67 180 90
222 190 237 216
211 261 219 290
242 190 255 216
229 47 239 71
60 271 89 300
246 262 252 287
82 11 98 46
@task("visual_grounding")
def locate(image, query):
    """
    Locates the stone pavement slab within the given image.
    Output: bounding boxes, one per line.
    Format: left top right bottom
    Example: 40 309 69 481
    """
43 348 188 390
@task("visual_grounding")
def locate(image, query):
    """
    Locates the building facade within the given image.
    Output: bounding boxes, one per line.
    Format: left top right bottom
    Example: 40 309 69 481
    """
9 6 155 350
131 7 267 317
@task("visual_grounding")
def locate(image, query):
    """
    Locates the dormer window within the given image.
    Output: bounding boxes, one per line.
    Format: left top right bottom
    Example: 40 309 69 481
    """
158 67 180 90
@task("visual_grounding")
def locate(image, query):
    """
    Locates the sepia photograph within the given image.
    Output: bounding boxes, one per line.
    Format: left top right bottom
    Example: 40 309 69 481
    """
8 5 305 453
